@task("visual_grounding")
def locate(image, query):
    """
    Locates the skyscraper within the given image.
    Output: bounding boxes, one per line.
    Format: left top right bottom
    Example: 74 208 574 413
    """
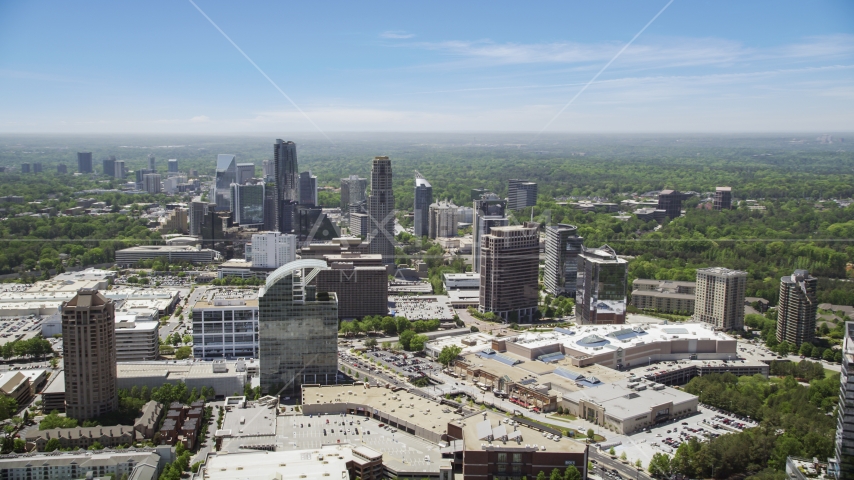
263 187 278 232
148 154 156 171
543 224 584 298
114 160 126 179
834 322 854 479
274 140 299 232
262 159 275 179
20 163 30 173
168 159 179 174
576 245 628 325
230 183 265 227
212 154 236 211
776 269 818 347
413 172 433 238
428 200 458 239
32 163 42 173
259 260 338 394
340 175 368 212
693 267 747 331
237 163 255 185
507 179 538 210
299 171 318 206
714 187 732 210
367 156 395 264
102 156 116 177
189 197 209 236
472 193 508 273
479 222 540 322
250 232 296 270
77 152 93 173
143 173 162 194
657 190 684 219
61 289 118 420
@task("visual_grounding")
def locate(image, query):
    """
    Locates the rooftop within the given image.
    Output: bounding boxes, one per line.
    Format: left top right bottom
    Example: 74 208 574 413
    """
454 409 586 453
561 378 697 421
203 447 354 480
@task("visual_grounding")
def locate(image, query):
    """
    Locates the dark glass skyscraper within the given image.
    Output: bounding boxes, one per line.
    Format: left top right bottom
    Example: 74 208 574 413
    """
212 154 236 211
367 156 395 264
413 171 432 238
543 224 584 298
77 152 93 173
259 260 338 394
230 183 265 227
274 139 299 232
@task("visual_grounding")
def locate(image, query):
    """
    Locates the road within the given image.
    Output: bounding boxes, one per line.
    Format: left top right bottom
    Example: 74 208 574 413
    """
590 449 651 480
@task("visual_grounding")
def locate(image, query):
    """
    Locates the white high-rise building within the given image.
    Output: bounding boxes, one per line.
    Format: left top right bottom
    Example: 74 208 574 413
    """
143 173 162 194
250 232 296 270
694 267 747 331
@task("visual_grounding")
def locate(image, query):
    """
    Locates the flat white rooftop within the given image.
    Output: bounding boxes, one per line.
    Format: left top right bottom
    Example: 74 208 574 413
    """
510 323 731 356
203 447 353 480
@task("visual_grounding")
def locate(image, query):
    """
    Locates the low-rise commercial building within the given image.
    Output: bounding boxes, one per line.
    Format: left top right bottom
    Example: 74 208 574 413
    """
115 245 220 267
561 378 698 434
116 360 249 394
192 289 259 360
630 279 696 314
115 317 160 362
0 448 172 480
0 372 32 406
443 273 480 291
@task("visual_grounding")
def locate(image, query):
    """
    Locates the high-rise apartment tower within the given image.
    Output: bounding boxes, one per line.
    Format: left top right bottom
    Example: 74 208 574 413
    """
693 267 747 331
61 289 118 420
776 269 818 347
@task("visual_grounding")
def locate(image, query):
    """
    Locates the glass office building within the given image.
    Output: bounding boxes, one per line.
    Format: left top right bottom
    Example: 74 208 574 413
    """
230 183 265 227
259 260 338 395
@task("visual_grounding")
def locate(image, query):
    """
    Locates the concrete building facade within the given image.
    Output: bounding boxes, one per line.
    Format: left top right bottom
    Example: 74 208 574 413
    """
250 231 297 270
62 289 118 420
630 279 696 314
714 186 732 210
478 222 540 322
694 267 747 331
428 200 459 239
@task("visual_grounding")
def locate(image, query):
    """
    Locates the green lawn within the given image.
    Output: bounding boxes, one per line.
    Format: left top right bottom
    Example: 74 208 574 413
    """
547 413 578 421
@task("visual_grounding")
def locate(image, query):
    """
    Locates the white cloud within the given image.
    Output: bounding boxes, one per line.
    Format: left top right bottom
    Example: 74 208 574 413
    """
190 115 211 123
381 31 415 39
409 34 854 70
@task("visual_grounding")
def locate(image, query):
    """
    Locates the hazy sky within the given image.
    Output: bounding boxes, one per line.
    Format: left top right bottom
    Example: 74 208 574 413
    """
1 0 853 134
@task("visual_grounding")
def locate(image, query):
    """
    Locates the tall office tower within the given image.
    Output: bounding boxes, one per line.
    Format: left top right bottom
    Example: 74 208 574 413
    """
102 157 116 177
296 205 340 243
340 175 368 212
367 156 395 264
693 267 747 331
299 171 318 206
307 246 388 319
259 260 338 394
212 154 236 211
657 190 684 219
142 173 161 194
168 159 179 174
273 138 299 225
262 159 275 179
507 179 538 210
189 197 209 236
200 204 223 249
134 169 154 189
263 187 278 232
57 164 67 174
148 154 156 171
237 163 255 185
61 289 118 420
250 231 296 269
20 163 30 173
230 183 265 227
543 224 584 298
428 200 459 239
472 193 508 273
77 152 93 173
114 160 126 179
576 245 628 325
834 322 854 479
478 222 540 322
776 269 818 347
33 163 43 173
714 186 732 210
413 171 433 238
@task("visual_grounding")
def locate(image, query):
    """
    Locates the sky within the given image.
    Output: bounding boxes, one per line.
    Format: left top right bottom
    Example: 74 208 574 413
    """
1 0 853 134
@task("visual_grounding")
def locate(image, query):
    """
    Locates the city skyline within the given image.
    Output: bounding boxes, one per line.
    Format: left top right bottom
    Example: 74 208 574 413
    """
0 1 852 133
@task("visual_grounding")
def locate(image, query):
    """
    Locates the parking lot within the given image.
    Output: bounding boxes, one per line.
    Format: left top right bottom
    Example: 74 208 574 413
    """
277 413 441 473
365 350 441 378
0 316 46 345
608 403 759 465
